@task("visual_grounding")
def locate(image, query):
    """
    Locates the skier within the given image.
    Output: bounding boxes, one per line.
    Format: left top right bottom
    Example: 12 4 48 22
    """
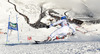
46 16 76 41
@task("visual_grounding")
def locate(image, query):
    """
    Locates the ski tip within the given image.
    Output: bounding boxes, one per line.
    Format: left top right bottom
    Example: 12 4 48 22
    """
34 40 47 44
35 41 39 44
34 40 43 44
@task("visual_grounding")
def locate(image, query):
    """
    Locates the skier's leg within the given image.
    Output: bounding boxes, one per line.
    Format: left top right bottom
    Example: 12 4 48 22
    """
56 32 67 39
56 29 70 39
47 32 58 41
46 29 61 41
46 27 69 41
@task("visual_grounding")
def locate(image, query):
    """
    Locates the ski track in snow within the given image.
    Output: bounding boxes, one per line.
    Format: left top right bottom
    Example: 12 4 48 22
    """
0 34 100 54
0 41 100 54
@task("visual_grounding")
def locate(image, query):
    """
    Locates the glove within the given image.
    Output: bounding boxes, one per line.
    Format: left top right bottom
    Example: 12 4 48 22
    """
49 24 53 28
71 32 75 36
46 25 50 28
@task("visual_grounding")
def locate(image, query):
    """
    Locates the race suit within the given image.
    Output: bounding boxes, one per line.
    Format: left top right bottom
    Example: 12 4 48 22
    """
49 19 76 39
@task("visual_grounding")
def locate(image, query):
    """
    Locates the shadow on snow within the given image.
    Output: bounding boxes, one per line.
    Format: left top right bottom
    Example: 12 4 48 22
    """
4 40 70 46
4 40 100 46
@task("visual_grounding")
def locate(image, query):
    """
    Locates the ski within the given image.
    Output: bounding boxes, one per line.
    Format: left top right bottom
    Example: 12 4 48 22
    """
34 40 48 44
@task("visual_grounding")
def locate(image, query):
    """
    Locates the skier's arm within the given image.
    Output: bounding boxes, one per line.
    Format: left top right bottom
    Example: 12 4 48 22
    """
68 24 76 34
50 20 63 26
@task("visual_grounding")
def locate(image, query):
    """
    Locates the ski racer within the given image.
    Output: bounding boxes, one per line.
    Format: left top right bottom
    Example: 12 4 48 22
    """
46 16 76 41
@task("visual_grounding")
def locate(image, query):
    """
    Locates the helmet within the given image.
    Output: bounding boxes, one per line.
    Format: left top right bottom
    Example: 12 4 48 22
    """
61 16 67 20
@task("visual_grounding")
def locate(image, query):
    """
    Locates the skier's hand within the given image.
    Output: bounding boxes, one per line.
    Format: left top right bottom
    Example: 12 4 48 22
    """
46 25 50 28
72 33 74 36
71 33 75 36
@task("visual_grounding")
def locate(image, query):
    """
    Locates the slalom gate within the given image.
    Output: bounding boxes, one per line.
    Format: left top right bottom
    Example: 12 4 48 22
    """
6 15 19 44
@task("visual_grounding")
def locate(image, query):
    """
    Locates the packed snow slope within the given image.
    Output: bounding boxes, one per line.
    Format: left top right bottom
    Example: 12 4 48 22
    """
0 0 100 54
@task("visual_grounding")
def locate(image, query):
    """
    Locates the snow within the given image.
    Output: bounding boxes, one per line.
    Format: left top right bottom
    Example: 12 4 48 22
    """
0 0 100 54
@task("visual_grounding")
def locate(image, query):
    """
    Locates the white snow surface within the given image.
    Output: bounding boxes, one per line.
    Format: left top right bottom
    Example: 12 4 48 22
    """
0 0 100 54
